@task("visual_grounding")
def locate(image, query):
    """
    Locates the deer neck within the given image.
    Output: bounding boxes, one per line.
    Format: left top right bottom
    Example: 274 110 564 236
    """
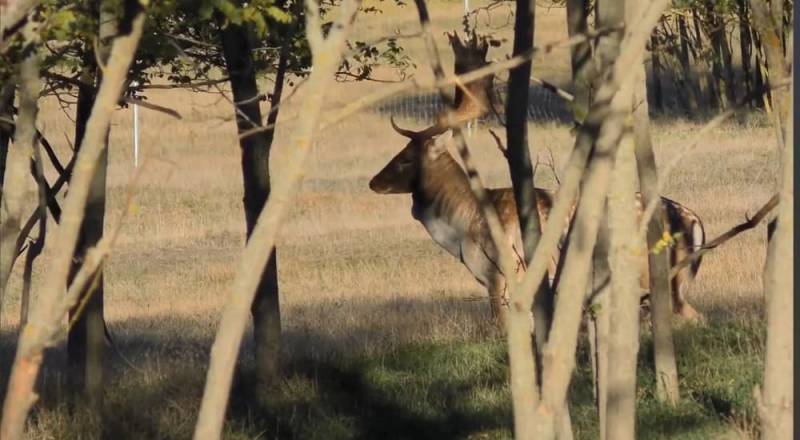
410 152 484 258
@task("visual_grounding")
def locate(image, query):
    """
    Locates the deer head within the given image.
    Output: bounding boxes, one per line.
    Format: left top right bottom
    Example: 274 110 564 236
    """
369 118 450 194
370 30 497 194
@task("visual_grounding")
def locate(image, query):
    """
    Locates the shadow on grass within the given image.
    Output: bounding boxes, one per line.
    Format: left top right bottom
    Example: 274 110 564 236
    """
0 297 765 440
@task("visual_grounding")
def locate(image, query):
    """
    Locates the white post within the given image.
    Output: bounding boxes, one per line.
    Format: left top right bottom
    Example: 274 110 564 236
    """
133 102 139 167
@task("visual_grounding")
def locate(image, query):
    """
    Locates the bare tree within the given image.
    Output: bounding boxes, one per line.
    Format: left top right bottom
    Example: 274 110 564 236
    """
219 9 288 396
192 0 360 438
0 2 146 437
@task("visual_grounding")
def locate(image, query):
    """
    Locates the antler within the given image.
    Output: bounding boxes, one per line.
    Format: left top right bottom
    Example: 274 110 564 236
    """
390 116 448 140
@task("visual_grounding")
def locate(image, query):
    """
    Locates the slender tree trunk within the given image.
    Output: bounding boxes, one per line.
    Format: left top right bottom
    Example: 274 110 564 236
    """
566 0 592 123
0 81 14 206
738 0 755 104
633 23 680 404
749 0 791 131
585 1 625 435
757 76 792 440
220 20 283 395
749 3 793 439
67 72 108 410
193 2 357 436
604 107 640 440
587 215 610 440
0 51 36 327
753 32 768 108
66 1 115 410
505 0 571 438
506 0 548 359
505 1 543 438
0 3 147 436
677 15 701 112
692 9 720 110
706 1 736 106
649 34 663 112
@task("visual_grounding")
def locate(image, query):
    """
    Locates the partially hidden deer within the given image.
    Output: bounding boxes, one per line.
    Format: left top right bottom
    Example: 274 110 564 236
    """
368 31 706 326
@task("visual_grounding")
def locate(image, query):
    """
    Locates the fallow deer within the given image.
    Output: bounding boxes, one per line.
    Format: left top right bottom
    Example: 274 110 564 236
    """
368 31 706 325
369 118 706 324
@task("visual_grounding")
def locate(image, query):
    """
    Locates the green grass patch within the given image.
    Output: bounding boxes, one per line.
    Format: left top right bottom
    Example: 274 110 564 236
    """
18 319 764 439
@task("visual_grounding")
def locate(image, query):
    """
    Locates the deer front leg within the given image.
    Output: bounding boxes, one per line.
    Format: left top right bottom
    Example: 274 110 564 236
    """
488 271 509 329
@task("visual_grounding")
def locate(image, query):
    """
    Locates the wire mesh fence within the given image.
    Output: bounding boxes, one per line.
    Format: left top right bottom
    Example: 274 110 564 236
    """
373 84 574 125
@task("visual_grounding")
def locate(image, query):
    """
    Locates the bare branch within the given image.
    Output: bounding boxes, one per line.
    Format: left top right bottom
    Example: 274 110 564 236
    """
121 96 182 119
139 78 230 90
487 128 508 157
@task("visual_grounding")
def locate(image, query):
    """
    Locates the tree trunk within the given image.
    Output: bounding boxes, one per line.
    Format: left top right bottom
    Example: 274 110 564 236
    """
67 72 108 410
633 27 680 404
220 21 283 395
749 0 791 132
692 9 720 110
604 105 641 440
676 16 701 113
706 1 736 108
737 0 755 105
587 214 610 440
649 34 663 112
753 33 768 109
0 53 37 326
0 81 14 207
67 2 115 407
566 0 592 123
505 1 561 438
0 3 147 436
757 74 792 440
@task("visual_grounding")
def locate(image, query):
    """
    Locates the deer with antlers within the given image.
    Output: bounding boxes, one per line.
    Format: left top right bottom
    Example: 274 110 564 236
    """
369 32 706 326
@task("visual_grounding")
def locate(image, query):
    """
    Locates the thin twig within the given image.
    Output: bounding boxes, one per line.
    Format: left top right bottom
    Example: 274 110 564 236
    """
122 96 182 119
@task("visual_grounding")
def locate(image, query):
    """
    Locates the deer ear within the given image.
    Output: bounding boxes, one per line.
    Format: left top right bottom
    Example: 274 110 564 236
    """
428 131 451 158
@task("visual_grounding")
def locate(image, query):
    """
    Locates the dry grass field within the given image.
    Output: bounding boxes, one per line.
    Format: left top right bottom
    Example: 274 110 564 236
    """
0 1 780 438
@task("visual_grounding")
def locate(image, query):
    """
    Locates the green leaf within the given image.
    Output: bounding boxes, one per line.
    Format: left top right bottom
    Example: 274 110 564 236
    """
266 6 292 24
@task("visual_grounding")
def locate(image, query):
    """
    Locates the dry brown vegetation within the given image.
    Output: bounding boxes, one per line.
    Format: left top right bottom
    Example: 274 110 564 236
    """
0 1 778 438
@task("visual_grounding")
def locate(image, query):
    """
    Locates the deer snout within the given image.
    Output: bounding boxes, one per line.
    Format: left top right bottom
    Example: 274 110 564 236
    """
369 175 388 194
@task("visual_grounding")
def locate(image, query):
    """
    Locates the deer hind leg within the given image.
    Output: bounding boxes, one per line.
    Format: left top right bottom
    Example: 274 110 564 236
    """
671 247 705 323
